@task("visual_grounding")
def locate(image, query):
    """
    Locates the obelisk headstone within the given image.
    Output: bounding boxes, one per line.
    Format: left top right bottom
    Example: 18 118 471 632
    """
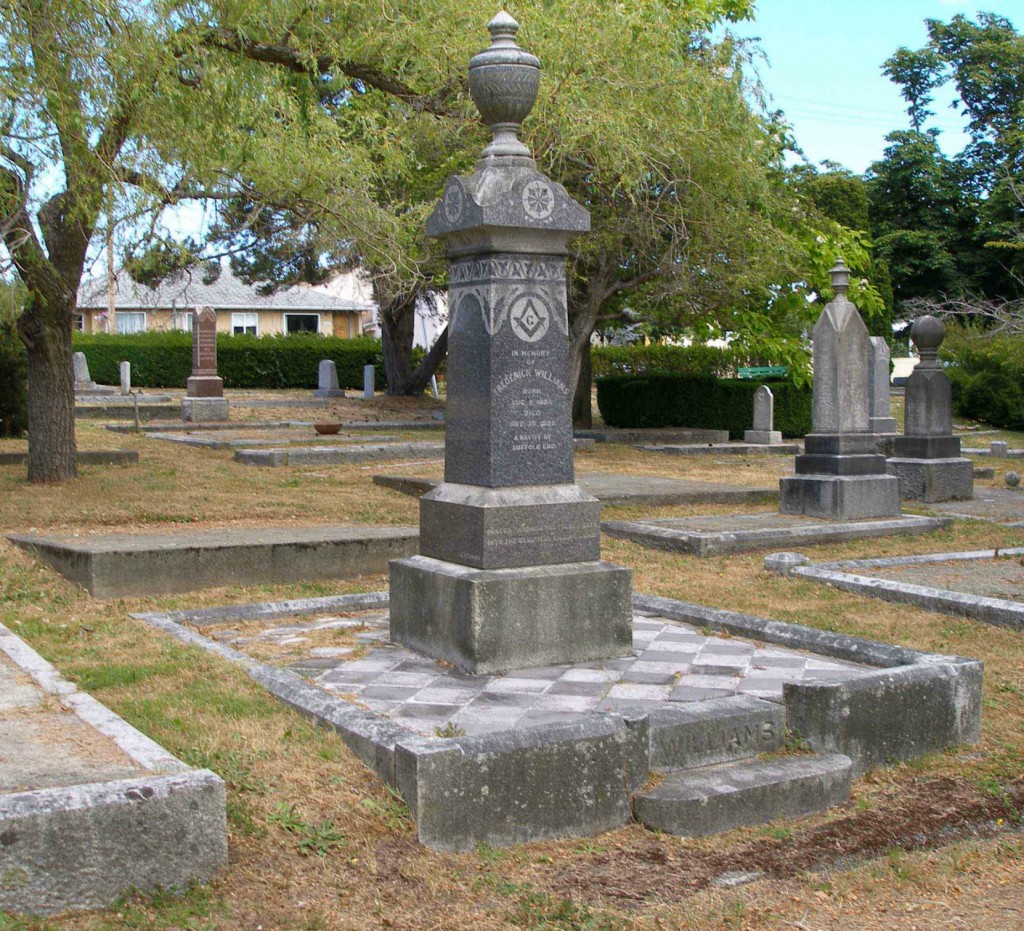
313 359 344 398
779 260 901 520
868 337 897 444
886 316 972 501
181 307 229 422
744 385 782 445
388 12 632 674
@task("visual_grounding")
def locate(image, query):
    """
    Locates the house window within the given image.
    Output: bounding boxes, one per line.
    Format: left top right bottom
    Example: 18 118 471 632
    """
72 314 85 332
231 312 258 335
284 313 320 335
173 311 193 332
116 312 146 334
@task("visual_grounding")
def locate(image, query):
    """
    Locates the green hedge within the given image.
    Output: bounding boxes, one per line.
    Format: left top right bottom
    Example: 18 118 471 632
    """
943 330 1024 431
592 343 752 378
71 332 386 390
0 317 28 437
596 374 812 439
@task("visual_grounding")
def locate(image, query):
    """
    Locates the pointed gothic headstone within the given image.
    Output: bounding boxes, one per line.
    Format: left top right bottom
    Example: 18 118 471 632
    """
182 307 229 421
388 12 632 674
780 260 900 520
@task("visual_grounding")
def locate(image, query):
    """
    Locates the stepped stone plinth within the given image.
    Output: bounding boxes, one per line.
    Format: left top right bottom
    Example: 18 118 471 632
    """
388 12 632 674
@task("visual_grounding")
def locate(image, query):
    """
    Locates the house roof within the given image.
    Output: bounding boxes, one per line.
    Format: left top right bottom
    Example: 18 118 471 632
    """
77 264 374 313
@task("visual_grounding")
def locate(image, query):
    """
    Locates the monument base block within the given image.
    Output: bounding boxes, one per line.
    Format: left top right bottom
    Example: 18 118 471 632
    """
419 482 601 569
312 388 346 398
181 398 230 423
186 375 225 398
389 555 633 675
779 474 901 521
744 430 783 445
886 457 974 503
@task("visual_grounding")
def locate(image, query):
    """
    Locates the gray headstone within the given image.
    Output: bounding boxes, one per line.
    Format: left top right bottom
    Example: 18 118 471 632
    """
73 352 92 388
902 316 951 437
991 441 1010 457
313 359 345 398
363 365 375 400
119 361 131 395
753 386 773 431
867 337 897 434
389 12 631 673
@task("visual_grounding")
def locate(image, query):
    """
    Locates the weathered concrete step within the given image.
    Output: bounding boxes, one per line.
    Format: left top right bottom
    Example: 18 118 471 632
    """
646 695 786 770
7 525 418 598
633 753 852 837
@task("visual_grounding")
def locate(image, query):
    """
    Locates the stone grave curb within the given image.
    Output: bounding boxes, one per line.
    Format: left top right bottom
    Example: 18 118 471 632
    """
6 527 418 599
75 403 178 420
789 547 1024 632
602 514 950 557
638 443 801 457
105 420 444 434
146 432 399 450
134 589 982 849
234 442 444 467
0 622 227 916
633 594 983 777
0 450 139 467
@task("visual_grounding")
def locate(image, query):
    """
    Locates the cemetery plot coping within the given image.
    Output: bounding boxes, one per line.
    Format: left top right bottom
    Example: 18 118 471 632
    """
0 621 226 916
776 547 1024 631
133 589 982 851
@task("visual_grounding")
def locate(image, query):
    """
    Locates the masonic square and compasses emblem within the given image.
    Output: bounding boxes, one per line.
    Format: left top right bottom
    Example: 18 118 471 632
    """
509 294 551 343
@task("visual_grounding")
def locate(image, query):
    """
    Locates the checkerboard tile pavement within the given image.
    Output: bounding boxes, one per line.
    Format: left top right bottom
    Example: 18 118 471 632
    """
227 610 869 738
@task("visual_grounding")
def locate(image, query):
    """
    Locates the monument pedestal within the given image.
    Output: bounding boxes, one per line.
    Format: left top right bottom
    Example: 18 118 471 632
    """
886 456 974 503
390 556 632 675
781 434 901 520
744 429 782 445
181 397 229 422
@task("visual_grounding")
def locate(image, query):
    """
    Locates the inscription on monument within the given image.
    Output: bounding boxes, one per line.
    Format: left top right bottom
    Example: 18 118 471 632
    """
192 307 218 376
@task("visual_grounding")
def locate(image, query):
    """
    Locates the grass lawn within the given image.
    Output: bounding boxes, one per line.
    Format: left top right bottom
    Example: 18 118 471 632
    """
1 400 1023 930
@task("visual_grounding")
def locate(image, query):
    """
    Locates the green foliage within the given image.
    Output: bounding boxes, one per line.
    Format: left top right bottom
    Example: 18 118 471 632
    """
943 328 1024 430
592 343 751 378
0 316 28 437
596 375 811 438
71 332 385 390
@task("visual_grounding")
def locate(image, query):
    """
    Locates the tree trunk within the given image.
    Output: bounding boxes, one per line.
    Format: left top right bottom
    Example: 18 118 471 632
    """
379 294 449 395
572 339 593 428
17 297 77 482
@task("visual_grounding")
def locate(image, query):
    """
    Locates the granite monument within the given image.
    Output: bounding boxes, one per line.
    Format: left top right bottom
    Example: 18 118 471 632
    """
181 307 229 422
868 336 897 444
744 385 782 445
313 359 345 398
779 260 901 520
389 11 632 674
886 316 973 501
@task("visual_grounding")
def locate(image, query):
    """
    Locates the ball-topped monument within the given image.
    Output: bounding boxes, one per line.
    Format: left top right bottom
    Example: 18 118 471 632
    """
389 12 633 675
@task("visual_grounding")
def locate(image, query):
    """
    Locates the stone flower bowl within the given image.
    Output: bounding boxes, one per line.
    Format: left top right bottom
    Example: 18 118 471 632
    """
313 422 341 435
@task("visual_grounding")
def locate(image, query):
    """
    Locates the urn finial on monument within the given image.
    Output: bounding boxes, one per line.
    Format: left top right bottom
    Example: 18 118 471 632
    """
468 11 540 165
830 257 851 296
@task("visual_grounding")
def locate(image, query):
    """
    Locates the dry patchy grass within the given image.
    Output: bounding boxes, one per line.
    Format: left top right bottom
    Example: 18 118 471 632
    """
1 401 1023 929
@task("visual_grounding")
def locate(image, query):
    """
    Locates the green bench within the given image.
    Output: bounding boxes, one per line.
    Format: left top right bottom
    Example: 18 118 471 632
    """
737 366 788 379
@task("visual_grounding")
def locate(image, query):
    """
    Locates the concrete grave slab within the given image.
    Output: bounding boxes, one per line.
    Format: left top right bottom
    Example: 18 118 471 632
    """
133 589 981 850
7 525 418 598
640 442 800 457
0 450 139 467
374 472 778 507
234 442 444 467
786 547 1024 631
602 511 947 556
921 486 1024 525
0 622 225 916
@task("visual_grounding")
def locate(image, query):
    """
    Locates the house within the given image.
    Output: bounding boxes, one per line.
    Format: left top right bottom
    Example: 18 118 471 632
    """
75 264 375 338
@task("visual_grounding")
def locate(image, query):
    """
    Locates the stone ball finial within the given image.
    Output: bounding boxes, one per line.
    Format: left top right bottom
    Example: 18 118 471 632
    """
910 315 945 356
830 258 851 296
468 11 541 163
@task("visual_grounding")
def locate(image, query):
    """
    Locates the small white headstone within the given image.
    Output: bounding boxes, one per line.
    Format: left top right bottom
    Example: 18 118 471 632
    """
744 385 782 444
363 365 375 400
119 361 131 395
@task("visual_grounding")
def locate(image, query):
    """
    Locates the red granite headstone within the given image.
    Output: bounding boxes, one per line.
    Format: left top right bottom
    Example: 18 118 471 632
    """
186 306 224 398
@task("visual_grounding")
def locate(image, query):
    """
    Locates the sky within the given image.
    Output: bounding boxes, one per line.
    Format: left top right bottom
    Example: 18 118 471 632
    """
729 0 1014 174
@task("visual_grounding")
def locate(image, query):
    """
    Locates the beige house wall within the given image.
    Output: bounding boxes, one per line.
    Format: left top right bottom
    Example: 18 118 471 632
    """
78 308 368 338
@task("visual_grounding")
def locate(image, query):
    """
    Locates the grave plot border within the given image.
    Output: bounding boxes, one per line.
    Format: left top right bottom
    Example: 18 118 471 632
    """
133 590 982 851
0 623 226 916
787 547 1024 631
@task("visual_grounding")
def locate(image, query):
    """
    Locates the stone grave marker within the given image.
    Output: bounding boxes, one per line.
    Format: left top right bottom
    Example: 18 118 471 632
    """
868 336 897 437
363 364 375 400
313 359 345 398
744 385 782 445
389 12 632 674
886 316 972 502
181 307 229 422
119 361 131 395
780 260 900 520
73 351 115 396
